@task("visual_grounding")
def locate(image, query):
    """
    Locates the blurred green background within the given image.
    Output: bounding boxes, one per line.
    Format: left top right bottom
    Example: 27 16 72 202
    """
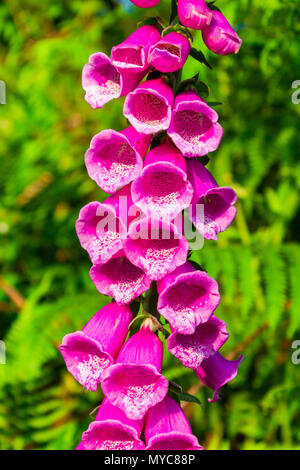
0 0 300 450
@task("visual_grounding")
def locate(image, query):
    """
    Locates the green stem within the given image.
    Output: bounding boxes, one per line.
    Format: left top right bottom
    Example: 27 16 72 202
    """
143 282 159 320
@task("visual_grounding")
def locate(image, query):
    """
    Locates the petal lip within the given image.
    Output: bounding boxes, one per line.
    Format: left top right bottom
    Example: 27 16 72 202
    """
90 257 152 304
59 331 114 391
146 431 204 451
101 363 169 420
82 420 146 450
158 270 221 334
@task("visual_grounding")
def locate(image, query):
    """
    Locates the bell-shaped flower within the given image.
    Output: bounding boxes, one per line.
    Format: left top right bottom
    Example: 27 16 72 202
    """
195 352 244 402
111 25 161 73
85 127 151 193
101 323 169 420
157 262 220 334
90 255 152 304
123 216 189 281
75 185 136 265
82 52 147 109
148 32 191 73
131 142 193 219
145 396 204 450
187 160 237 240
59 303 132 391
123 78 174 134
79 398 145 450
178 0 212 31
167 90 223 157
167 315 229 369
202 10 242 56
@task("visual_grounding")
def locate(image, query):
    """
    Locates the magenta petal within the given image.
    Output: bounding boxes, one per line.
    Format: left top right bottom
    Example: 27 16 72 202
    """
187 160 237 240
60 332 114 391
167 91 223 157
82 52 146 109
90 257 151 304
129 0 160 7
196 352 244 402
82 420 145 450
85 127 150 193
102 363 169 420
111 25 161 73
146 432 204 450
145 396 203 450
123 78 174 134
131 143 193 219
157 262 221 334
75 202 125 265
178 0 212 31
149 32 191 73
59 303 132 391
202 11 242 56
167 315 229 369
123 217 188 280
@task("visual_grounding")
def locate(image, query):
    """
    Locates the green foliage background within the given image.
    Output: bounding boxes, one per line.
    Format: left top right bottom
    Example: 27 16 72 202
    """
0 0 300 450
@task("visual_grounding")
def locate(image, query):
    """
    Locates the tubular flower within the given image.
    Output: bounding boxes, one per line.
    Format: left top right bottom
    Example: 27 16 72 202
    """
129 0 161 7
148 32 191 73
202 10 242 56
157 262 221 334
85 127 151 193
90 256 152 304
167 315 229 369
131 142 193 219
187 159 237 240
178 0 212 31
82 52 146 109
75 185 137 265
195 352 244 402
123 78 174 134
101 323 169 420
111 25 161 73
79 399 145 450
123 216 189 281
145 396 204 450
59 303 132 391
168 90 223 157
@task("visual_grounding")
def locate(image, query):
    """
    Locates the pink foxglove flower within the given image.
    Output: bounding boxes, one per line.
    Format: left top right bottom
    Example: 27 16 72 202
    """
79 398 145 450
196 352 244 402
187 160 237 240
167 315 229 369
123 78 174 134
131 142 193 218
102 323 169 420
157 262 220 334
90 256 151 304
129 0 161 7
82 52 146 109
148 32 191 73
123 216 189 280
178 0 212 31
167 90 223 157
145 396 204 450
85 127 151 193
111 25 161 73
75 185 137 265
59 303 132 391
202 11 242 56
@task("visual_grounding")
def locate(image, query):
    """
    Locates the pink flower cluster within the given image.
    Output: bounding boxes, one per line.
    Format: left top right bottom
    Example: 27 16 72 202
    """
60 1 244 451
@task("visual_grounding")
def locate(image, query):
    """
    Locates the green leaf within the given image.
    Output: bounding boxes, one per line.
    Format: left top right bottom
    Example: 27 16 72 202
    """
190 47 213 69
